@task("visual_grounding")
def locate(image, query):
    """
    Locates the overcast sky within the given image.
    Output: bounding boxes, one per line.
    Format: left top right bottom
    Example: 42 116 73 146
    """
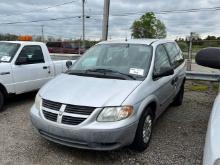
0 0 220 40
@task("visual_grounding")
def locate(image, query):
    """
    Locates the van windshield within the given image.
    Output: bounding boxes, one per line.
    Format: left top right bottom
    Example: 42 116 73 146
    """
69 44 153 80
0 42 20 62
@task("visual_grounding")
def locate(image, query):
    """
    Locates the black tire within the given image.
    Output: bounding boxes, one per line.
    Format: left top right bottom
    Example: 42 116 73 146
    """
131 107 153 152
173 83 184 106
0 90 4 112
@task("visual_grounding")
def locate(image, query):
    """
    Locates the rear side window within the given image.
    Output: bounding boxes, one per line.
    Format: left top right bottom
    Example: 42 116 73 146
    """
164 42 184 68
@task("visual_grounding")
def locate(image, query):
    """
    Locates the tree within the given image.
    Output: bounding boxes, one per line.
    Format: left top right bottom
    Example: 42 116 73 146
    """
205 35 217 40
131 12 166 39
0 33 18 41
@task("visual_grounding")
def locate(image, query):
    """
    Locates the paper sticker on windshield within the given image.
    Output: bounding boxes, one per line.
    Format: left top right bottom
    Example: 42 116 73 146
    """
1 56 11 62
129 68 144 76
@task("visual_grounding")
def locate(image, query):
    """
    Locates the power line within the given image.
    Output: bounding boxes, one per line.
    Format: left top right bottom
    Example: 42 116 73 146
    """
0 24 102 27
1 16 220 31
1 5 220 27
2 0 79 17
156 6 220 14
0 16 81 25
0 4 220 33
90 6 220 17
0 16 101 26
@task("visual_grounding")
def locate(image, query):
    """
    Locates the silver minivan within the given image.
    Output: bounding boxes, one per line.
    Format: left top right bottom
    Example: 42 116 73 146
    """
30 39 186 151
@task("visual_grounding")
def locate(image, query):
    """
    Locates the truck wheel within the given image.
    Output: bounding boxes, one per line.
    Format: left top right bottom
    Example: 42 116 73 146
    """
173 84 184 106
131 107 153 152
0 91 4 112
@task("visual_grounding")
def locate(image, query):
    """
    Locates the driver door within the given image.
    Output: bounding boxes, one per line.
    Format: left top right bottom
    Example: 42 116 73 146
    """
12 45 52 94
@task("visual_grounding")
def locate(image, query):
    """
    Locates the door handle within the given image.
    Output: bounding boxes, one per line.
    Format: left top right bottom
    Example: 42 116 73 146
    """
43 66 48 69
43 66 51 74
174 77 179 82
171 77 179 85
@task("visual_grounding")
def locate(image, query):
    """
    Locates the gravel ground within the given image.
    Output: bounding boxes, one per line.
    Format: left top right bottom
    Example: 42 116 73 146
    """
0 81 218 165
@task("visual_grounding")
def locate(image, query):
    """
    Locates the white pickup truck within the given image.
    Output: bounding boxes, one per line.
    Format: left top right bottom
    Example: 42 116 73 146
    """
0 41 76 111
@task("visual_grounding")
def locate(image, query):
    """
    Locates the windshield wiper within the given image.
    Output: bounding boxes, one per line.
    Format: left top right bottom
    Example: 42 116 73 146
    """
66 70 86 75
86 69 136 80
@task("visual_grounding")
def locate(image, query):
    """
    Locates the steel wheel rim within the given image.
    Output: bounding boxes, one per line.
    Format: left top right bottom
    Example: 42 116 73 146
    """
143 115 152 144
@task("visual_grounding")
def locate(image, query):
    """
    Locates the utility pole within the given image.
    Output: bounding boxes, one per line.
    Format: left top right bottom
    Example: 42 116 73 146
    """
82 0 85 49
102 0 110 41
187 32 193 71
41 25 44 42
78 36 81 55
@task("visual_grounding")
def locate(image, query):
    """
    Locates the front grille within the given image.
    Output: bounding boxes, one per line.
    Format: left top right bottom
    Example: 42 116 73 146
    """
42 99 62 111
62 116 86 125
65 104 96 115
41 99 96 126
43 110 58 122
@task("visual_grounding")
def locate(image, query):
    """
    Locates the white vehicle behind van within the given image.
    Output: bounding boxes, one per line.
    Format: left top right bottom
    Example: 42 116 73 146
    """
0 41 76 111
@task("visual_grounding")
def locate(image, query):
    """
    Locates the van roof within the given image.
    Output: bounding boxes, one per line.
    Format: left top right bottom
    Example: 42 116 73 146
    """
98 39 174 45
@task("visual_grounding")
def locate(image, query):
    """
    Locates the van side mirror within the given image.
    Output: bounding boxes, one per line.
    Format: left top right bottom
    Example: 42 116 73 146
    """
195 48 220 69
15 57 28 65
153 67 174 79
66 61 73 69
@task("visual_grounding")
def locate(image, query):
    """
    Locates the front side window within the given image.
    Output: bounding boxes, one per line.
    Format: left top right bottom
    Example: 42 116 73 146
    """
0 42 20 62
154 45 172 76
16 45 44 65
69 44 153 80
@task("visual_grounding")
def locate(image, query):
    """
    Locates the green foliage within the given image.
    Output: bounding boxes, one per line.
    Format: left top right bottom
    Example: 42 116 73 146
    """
189 84 209 92
206 35 217 40
72 40 99 48
0 33 18 41
176 36 220 53
0 33 98 48
131 12 167 39
177 42 188 52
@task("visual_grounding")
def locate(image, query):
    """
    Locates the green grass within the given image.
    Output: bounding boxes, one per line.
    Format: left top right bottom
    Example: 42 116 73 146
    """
212 83 219 92
188 84 209 92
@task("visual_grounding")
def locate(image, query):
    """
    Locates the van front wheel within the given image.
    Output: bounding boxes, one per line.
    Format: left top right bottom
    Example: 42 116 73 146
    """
131 107 153 151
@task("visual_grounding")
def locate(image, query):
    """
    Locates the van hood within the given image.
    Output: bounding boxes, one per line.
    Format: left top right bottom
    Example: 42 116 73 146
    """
40 73 142 107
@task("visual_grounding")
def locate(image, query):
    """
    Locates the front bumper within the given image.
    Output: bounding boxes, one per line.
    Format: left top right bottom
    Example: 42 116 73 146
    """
30 105 138 151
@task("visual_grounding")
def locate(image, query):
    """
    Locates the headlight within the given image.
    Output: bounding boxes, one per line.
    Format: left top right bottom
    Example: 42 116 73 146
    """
35 93 42 110
97 106 133 122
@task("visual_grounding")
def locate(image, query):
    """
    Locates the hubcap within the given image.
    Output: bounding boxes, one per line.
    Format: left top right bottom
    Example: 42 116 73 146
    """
143 115 152 143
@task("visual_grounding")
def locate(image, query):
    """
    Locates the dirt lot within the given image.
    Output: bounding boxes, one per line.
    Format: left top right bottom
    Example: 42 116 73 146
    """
0 81 218 165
